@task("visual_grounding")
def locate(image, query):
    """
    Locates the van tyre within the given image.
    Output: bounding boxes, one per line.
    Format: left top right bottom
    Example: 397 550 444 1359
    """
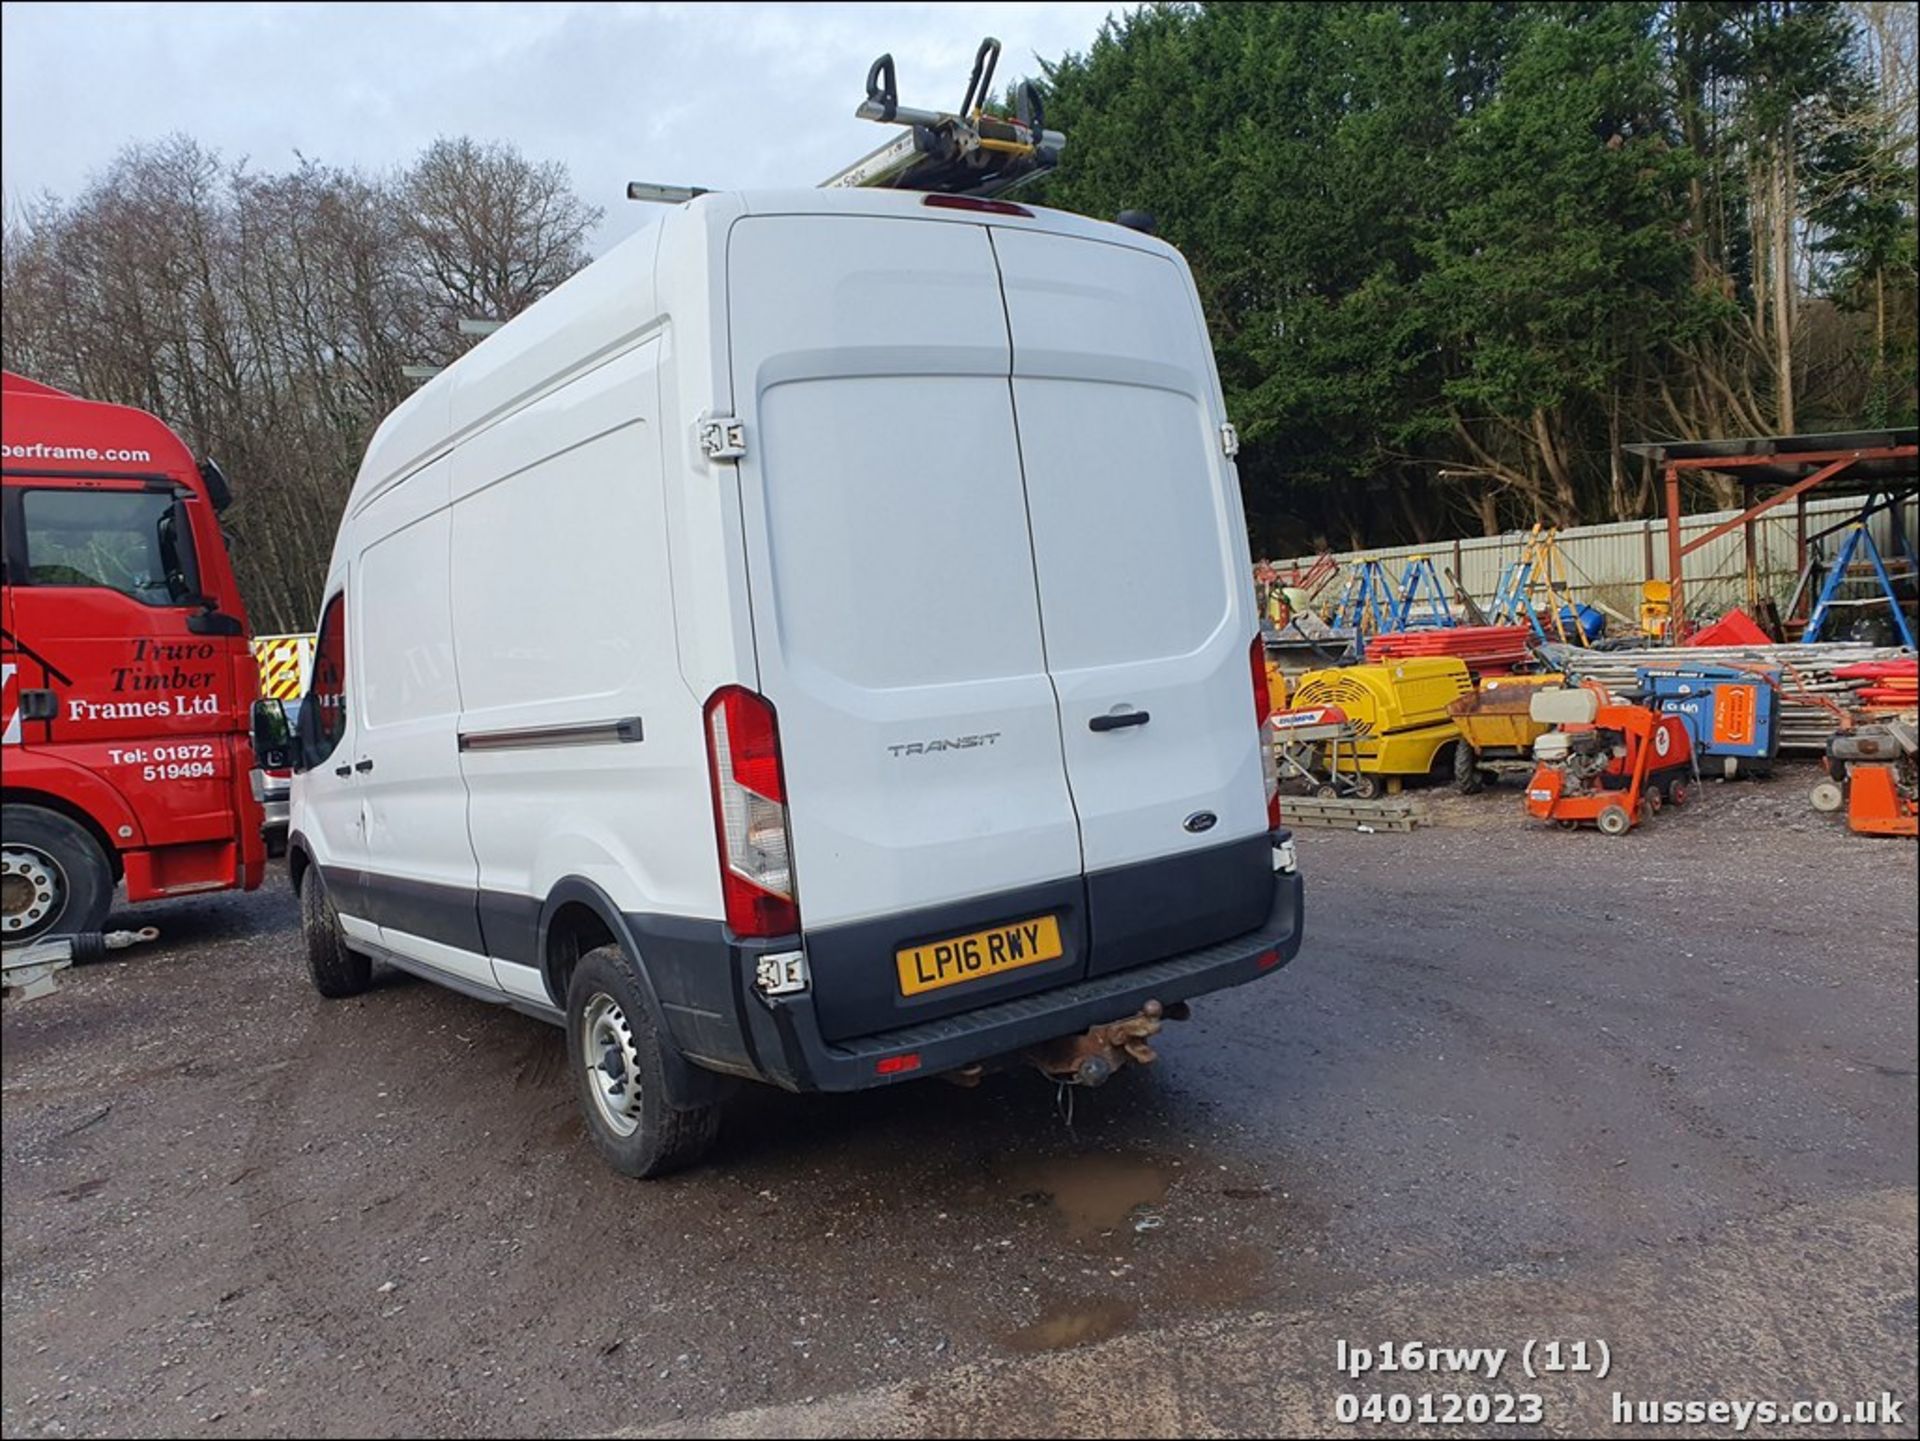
567 944 719 1178
1 805 113 947
299 866 372 998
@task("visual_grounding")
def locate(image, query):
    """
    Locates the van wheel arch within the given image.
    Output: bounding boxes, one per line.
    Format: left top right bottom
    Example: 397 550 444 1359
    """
285 833 315 895
537 878 731 1110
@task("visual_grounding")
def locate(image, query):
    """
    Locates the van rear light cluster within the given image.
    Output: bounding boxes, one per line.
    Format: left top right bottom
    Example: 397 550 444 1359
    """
704 686 799 937
1250 635 1281 829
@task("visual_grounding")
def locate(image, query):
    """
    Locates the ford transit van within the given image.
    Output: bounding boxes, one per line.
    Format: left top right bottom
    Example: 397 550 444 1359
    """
262 188 1304 1176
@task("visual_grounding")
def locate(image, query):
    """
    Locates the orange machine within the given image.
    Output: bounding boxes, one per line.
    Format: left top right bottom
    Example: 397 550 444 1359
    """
1523 688 1695 836
1813 720 1918 838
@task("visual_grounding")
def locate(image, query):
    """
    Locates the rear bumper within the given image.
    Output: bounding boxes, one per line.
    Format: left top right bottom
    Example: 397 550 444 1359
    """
723 860 1303 1094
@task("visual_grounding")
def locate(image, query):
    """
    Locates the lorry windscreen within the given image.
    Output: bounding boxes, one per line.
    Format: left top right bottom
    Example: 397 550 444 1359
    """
17 487 200 605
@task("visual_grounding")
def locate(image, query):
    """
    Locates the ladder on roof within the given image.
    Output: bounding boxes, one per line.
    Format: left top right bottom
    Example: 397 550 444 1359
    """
627 37 1065 207
822 38 1065 198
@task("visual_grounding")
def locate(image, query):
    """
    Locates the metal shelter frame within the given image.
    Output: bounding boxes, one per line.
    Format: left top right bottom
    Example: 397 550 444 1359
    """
1624 429 1919 636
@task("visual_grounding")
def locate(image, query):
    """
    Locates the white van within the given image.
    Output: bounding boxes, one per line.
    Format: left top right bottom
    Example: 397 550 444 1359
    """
263 188 1304 1176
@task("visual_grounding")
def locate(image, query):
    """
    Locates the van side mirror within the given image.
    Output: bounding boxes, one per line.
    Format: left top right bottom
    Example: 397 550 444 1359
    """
251 697 293 772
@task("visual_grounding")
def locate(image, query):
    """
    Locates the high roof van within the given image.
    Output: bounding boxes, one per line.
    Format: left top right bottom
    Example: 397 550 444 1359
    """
263 188 1304 1176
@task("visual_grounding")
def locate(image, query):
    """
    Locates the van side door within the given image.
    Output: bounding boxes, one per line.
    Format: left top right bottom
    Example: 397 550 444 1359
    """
351 459 489 988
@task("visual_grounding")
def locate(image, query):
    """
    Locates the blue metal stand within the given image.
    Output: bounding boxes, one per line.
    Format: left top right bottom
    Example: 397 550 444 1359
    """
1333 560 1396 649
1804 524 1917 648
1390 557 1456 630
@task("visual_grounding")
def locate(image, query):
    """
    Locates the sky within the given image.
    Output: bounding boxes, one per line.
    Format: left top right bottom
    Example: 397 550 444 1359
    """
1 0 1129 250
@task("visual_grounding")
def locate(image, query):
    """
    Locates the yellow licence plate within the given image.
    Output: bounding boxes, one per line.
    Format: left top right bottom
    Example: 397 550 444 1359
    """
895 916 1064 997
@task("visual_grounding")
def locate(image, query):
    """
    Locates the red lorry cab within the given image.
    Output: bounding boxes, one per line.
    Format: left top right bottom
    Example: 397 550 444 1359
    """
2 372 265 944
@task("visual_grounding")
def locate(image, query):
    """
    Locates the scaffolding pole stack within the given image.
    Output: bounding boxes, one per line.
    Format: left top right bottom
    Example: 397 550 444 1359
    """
1538 642 1915 752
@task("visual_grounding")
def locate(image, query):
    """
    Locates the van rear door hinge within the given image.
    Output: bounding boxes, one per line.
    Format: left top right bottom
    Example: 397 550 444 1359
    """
697 415 747 462
1219 421 1240 459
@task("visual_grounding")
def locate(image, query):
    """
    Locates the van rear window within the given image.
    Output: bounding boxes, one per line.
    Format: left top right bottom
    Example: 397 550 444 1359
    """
19 488 200 605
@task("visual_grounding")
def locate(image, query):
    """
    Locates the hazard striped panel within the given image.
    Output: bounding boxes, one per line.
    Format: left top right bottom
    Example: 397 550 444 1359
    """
251 633 315 701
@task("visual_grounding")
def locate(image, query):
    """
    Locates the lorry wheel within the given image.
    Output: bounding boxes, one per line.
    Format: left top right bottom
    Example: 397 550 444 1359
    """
1 805 113 947
298 866 372 998
567 945 720 1179
1451 743 1485 795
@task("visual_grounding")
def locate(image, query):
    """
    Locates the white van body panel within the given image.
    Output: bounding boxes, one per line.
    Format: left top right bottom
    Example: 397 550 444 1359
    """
293 188 1295 1071
724 213 1085 930
992 228 1267 872
351 457 493 987
449 336 713 934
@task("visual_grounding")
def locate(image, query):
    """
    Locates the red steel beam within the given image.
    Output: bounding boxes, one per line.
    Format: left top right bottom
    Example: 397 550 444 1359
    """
1666 464 1685 634
1661 443 1915 473
1680 455 1861 558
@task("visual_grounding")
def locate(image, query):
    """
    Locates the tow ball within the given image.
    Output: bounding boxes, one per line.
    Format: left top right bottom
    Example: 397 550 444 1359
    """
1024 999 1191 1087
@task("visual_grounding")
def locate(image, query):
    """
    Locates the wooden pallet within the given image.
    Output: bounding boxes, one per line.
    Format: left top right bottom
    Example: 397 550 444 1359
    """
1278 795 1424 831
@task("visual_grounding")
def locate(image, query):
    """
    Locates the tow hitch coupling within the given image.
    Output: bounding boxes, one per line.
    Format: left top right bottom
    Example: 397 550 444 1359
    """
1025 999 1190 1087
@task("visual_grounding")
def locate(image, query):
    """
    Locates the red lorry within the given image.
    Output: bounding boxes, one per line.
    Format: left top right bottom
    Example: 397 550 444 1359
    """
2 372 265 944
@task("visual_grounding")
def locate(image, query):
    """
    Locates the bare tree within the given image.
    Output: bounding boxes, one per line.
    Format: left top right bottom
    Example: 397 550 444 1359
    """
401 137 601 337
1 135 599 630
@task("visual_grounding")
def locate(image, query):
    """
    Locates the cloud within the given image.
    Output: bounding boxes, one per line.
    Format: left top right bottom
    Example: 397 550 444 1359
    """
1 0 1128 249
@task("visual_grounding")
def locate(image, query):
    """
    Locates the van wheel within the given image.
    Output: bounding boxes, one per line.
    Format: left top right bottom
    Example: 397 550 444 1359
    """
2 805 113 947
298 866 372 998
567 945 720 1178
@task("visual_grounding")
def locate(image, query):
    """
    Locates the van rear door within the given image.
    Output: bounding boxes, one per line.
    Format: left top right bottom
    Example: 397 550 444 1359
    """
726 213 1087 1041
990 227 1271 977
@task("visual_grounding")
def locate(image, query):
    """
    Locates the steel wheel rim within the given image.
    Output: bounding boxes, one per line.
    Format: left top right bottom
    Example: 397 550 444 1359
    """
1 844 67 940
581 992 643 1138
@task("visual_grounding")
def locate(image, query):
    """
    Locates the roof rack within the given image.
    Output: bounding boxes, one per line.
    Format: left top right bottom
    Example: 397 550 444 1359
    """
820 37 1064 198
626 37 1063 207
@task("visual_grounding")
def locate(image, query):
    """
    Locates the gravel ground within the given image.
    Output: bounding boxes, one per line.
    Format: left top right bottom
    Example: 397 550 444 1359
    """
3 760 1915 1438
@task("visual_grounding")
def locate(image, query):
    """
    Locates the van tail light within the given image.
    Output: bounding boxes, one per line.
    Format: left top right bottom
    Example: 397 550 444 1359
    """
704 686 800 938
1250 635 1281 829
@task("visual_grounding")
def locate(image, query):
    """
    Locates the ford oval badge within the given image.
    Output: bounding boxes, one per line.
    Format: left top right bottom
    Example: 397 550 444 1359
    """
1183 810 1218 833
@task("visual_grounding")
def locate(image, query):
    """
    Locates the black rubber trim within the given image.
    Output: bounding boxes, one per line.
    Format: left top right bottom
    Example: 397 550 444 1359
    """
477 889 541 966
800 872 1087 1043
354 871 485 955
753 866 1302 1093
1083 831 1272 978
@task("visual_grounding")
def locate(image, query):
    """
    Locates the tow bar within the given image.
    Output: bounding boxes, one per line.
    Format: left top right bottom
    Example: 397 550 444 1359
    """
2 927 160 1001
1024 999 1192 1087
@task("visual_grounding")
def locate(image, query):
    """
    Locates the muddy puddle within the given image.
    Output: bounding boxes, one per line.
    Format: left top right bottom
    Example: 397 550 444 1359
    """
1002 1151 1172 1240
1002 1298 1140 1353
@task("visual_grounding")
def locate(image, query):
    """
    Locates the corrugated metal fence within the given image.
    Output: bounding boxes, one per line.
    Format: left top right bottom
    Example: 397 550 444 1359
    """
1266 494 1919 620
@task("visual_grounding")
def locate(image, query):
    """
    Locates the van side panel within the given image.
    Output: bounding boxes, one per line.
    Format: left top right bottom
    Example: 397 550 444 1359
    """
449 339 713 999
352 460 491 987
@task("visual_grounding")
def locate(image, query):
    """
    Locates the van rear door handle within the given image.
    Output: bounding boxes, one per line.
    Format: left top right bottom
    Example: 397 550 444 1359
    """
334 764 352 777
1089 710 1150 732
354 758 374 773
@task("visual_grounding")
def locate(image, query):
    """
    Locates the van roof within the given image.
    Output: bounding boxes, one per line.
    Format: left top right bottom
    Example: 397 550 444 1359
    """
344 188 1179 521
